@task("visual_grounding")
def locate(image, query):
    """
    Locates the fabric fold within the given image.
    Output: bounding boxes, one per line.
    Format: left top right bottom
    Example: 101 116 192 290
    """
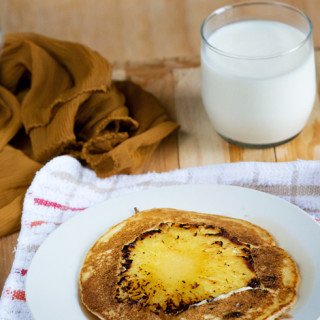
0 33 178 237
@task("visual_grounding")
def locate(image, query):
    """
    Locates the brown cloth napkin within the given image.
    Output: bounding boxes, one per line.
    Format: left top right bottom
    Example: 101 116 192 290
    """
0 33 178 237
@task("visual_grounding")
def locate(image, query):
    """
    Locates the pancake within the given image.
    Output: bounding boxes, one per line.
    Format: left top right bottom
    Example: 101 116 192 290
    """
79 208 299 320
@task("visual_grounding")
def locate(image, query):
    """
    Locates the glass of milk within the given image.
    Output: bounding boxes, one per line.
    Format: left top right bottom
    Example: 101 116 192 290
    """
200 1 316 147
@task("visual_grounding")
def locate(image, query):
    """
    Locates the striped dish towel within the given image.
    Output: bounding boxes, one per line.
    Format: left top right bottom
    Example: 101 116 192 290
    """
0 155 320 319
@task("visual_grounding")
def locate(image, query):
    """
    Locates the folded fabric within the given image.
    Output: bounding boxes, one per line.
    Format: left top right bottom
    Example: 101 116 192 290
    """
0 33 178 237
0 156 319 319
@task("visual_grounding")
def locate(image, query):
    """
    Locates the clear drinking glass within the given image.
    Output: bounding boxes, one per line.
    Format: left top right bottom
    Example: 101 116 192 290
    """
200 1 316 147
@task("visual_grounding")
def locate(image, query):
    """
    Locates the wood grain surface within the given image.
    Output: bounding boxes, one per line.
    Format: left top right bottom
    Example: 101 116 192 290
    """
1 0 320 63
1 0 320 297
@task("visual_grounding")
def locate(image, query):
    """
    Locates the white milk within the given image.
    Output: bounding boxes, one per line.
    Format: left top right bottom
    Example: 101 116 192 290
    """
201 20 316 145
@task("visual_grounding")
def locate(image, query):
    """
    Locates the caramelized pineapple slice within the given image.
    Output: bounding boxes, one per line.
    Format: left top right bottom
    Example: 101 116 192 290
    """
116 223 256 314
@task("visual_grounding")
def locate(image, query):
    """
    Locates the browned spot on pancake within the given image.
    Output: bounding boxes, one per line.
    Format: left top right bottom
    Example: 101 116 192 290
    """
223 311 244 318
252 247 286 289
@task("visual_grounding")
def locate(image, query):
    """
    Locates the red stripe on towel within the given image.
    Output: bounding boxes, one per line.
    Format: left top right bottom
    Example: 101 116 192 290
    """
14 268 28 276
20 269 28 276
13 290 26 301
34 198 86 211
15 269 28 276
30 220 47 227
27 220 62 228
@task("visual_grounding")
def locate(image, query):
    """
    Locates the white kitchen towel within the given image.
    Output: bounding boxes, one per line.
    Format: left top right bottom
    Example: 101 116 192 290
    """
0 155 320 319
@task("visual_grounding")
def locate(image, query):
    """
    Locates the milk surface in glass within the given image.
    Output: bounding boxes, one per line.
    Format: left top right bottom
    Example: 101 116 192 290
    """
201 20 316 145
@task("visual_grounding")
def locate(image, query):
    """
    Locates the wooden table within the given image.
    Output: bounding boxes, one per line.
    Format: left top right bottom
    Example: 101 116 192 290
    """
1 0 320 294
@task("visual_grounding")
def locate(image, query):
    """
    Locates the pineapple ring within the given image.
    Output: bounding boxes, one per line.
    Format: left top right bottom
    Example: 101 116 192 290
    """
116 223 256 314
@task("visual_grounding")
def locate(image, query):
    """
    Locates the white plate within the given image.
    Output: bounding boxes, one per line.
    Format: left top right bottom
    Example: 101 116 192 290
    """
26 185 320 320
